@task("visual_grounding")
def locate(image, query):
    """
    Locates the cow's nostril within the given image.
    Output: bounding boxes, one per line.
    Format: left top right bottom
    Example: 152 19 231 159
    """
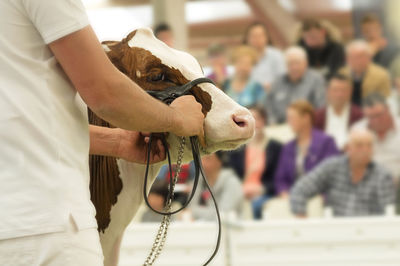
232 114 249 128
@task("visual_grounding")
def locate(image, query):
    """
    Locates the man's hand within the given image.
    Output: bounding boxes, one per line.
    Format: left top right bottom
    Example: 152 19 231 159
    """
170 95 205 141
89 125 166 164
115 129 166 164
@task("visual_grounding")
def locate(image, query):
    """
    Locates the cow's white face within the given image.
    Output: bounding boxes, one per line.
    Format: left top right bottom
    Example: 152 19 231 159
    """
102 28 254 159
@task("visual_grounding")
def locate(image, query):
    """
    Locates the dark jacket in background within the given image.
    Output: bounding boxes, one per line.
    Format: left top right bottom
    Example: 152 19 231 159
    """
228 139 282 197
299 38 345 80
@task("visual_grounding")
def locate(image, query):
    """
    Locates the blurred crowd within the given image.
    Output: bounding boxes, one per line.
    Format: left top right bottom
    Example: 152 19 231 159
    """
143 15 400 222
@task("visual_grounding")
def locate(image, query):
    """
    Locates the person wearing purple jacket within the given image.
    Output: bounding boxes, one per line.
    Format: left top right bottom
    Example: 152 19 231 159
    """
275 100 339 197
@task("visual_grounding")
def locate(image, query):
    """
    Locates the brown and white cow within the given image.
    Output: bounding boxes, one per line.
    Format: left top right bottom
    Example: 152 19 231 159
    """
89 28 255 266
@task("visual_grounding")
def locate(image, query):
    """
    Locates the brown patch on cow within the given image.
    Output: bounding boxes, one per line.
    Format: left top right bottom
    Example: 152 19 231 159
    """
103 34 212 116
88 110 122 233
88 30 213 232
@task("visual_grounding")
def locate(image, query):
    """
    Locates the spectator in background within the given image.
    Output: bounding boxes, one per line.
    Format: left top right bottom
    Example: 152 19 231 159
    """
154 23 174 47
274 100 339 197
244 22 286 91
190 152 243 220
266 46 326 124
341 40 391 106
290 128 395 217
361 14 399 70
206 43 229 89
141 179 169 222
223 45 264 107
352 93 400 182
228 106 282 219
314 71 363 149
298 19 345 79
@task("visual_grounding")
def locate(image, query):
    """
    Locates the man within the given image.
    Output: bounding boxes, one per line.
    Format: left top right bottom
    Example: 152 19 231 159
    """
314 72 363 149
341 40 391 106
0 1 204 265
266 46 326 124
290 128 395 217
244 22 286 91
298 19 345 79
352 93 400 183
361 14 399 69
189 152 244 220
154 23 174 47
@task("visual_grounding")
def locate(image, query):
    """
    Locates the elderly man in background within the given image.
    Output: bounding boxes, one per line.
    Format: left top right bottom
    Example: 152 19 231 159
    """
314 71 363 149
266 46 326 124
290 128 395 217
352 93 400 183
341 40 391 106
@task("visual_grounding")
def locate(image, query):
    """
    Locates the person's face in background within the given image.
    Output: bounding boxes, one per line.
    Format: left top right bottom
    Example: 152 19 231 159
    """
346 47 371 75
327 79 352 108
234 55 254 80
209 53 227 69
361 21 383 42
201 154 222 183
250 109 266 136
364 103 392 135
286 55 307 82
147 193 165 212
302 28 326 48
287 108 311 135
156 30 174 47
246 25 268 53
347 132 373 166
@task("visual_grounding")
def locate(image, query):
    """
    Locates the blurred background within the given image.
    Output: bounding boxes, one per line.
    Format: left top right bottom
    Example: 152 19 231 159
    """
83 0 400 265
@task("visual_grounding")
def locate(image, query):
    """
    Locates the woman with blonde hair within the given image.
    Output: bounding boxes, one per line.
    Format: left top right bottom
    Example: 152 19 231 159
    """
223 45 264 107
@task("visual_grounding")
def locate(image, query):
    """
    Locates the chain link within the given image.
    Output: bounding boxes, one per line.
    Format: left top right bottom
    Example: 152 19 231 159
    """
143 136 186 266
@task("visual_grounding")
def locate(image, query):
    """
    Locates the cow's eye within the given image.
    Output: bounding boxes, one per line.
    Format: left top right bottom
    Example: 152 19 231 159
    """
150 73 165 82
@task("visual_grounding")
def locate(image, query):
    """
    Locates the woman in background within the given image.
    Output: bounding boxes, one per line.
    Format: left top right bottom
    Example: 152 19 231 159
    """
228 106 282 219
274 100 339 197
223 45 264 107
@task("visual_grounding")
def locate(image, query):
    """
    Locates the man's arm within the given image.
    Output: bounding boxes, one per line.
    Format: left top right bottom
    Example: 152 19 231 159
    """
49 26 203 137
89 125 166 164
290 159 333 216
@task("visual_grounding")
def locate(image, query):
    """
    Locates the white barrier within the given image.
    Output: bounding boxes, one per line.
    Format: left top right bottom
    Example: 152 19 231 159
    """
119 216 400 266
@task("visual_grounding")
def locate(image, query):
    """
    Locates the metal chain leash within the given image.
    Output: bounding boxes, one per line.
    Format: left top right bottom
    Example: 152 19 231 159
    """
143 136 186 266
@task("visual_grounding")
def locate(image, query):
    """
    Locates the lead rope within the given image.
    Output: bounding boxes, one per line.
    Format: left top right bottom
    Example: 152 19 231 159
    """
142 135 221 266
143 136 186 266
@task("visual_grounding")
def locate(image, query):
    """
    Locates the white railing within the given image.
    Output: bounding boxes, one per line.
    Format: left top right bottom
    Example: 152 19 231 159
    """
119 211 400 266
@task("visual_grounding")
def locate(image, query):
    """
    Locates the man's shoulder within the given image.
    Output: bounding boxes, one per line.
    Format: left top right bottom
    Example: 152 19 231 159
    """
369 63 390 79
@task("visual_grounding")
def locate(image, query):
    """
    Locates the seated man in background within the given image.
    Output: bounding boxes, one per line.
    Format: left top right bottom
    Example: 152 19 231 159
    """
189 152 244 221
274 100 339 198
223 45 264 107
141 179 169 222
314 71 363 149
298 19 345 80
206 43 229 89
244 22 286 91
352 93 400 183
341 40 391 106
361 14 399 70
153 22 174 47
228 106 282 219
290 128 395 217
266 46 326 124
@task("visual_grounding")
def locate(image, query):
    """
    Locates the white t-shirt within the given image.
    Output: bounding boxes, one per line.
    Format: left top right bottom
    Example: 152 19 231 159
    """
325 105 350 150
0 0 96 240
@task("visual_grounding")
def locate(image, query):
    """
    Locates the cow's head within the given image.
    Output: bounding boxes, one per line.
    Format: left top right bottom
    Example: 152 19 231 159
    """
101 28 255 159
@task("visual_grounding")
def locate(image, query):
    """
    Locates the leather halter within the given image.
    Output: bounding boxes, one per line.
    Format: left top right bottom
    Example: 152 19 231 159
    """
143 77 221 265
